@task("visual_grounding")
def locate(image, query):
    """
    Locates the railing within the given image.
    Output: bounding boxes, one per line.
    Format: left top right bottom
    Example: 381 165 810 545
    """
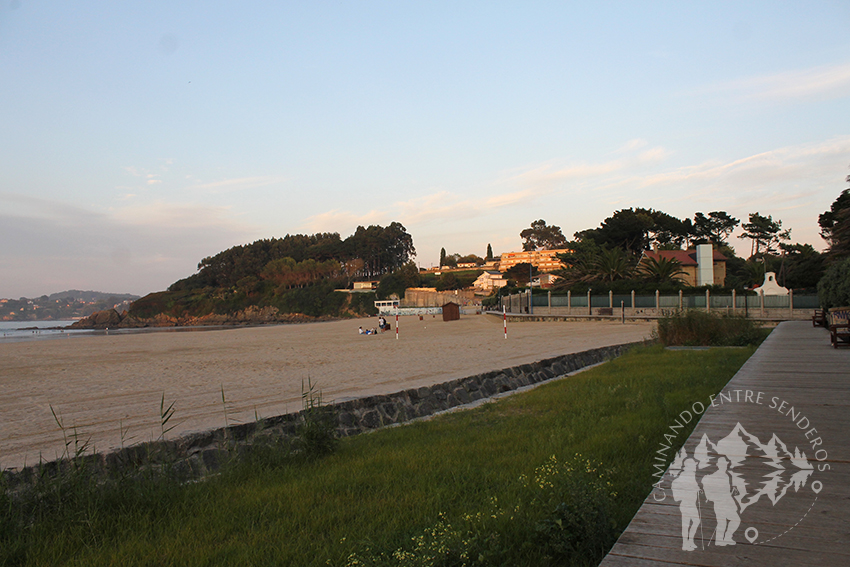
499 290 820 320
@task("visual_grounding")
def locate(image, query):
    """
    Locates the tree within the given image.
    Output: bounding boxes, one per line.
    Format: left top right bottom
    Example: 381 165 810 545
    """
641 209 691 249
376 261 420 300
738 213 790 258
505 262 539 286
693 211 740 245
818 256 850 309
486 243 493 261
637 256 686 284
774 243 825 290
440 248 447 268
457 254 484 266
442 253 459 268
594 247 634 282
578 208 691 255
435 272 460 291
819 185 850 261
346 222 416 278
552 239 605 288
520 220 567 251
577 209 654 255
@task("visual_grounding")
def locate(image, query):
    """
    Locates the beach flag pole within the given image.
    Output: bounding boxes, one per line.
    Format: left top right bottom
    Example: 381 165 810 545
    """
503 306 507 339
395 314 399 340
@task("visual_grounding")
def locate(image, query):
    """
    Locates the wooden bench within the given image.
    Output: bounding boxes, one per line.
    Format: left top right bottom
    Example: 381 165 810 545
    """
813 309 828 327
830 323 850 348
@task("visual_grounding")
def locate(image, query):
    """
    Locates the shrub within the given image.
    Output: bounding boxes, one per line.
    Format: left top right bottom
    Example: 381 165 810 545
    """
655 310 766 346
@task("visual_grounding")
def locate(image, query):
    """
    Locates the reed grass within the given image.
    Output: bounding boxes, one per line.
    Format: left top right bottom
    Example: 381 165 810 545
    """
1 344 756 566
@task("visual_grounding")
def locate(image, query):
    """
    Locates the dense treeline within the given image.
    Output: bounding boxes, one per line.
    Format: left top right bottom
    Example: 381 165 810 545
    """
127 223 413 320
169 223 415 292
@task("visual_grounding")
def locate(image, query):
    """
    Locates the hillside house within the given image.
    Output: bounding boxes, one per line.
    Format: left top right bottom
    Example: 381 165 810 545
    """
639 245 727 287
473 271 508 293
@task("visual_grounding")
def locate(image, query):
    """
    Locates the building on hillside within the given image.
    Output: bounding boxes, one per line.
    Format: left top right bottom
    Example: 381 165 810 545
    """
536 273 561 288
638 244 727 287
456 262 479 269
473 270 508 293
353 281 378 291
498 249 568 273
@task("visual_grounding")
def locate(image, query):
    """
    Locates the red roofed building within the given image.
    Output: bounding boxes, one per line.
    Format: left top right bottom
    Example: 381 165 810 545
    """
639 247 728 286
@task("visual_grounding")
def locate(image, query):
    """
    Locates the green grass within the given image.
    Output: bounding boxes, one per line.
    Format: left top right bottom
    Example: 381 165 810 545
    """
1 345 757 566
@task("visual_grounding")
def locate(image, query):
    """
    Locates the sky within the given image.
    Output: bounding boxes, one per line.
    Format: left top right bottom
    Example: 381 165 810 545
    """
1 1 849 299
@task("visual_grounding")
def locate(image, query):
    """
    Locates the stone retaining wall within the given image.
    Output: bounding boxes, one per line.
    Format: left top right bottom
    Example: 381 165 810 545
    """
3 341 640 489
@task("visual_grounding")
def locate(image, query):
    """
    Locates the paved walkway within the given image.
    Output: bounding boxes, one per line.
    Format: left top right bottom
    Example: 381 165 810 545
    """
600 321 850 566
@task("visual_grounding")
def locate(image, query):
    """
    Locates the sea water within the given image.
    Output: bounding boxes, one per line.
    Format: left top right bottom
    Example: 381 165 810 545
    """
0 320 82 342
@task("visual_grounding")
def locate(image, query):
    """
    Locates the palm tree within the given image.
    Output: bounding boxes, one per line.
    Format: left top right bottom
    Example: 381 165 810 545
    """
594 248 634 282
637 256 686 284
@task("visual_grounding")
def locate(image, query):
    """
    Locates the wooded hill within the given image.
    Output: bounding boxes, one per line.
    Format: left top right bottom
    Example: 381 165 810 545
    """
129 223 414 320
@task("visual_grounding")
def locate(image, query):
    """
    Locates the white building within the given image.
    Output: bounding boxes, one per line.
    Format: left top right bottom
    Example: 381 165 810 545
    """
473 271 508 292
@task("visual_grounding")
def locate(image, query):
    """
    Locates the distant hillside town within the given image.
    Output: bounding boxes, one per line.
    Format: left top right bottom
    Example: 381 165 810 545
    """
0 291 139 322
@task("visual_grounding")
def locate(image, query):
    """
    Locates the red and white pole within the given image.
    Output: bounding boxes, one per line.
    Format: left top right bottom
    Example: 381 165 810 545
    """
395 314 399 340
503 306 507 339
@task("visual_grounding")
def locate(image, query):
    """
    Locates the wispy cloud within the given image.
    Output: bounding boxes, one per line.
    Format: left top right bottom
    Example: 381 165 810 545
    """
696 62 850 102
301 208 388 233
0 193 256 297
506 143 671 187
187 176 287 194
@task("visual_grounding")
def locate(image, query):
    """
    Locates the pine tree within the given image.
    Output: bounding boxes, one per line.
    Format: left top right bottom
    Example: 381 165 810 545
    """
440 247 447 267
486 243 493 261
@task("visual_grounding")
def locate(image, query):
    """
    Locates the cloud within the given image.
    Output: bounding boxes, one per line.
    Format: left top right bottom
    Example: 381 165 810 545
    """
695 62 850 103
505 142 671 187
301 208 388 234
187 176 287 194
0 193 256 298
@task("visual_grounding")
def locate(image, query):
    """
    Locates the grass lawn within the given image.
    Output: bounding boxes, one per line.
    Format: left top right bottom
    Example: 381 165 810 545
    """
1 344 757 566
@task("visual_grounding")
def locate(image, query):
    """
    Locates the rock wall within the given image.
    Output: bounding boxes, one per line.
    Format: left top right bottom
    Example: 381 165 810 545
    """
3 341 641 489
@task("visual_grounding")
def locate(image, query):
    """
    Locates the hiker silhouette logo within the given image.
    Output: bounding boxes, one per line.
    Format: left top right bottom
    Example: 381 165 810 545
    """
650 391 829 552
667 423 821 551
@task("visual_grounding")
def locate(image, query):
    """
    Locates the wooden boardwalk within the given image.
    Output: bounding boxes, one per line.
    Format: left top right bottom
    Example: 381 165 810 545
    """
600 321 850 566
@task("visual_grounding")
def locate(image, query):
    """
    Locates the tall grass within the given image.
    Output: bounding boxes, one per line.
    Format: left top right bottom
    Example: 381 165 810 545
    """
655 310 768 346
1 345 755 566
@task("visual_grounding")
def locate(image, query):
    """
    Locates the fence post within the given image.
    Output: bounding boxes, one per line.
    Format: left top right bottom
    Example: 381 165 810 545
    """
631 290 635 316
706 289 710 312
789 289 794 317
587 289 592 316
567 290 571 314
732 289 736 314
759 291 764 317
608 290 613 309
679 289 683 311
655 290 660 313
548 290 551 314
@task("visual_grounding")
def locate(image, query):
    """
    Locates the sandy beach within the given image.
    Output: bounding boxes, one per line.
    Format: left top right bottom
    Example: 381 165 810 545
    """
0 315 654 470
